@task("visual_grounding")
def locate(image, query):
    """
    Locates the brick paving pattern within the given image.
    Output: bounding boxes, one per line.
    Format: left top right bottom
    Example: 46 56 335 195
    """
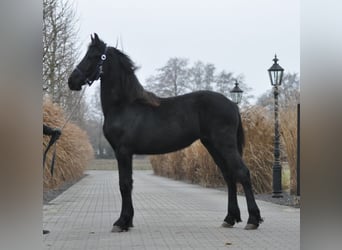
43 170 300 249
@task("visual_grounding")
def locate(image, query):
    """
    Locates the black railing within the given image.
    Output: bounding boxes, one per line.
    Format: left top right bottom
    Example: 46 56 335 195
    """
297 103 300 196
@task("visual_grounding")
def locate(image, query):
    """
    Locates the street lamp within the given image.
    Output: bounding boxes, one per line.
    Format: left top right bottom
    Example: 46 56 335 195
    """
230 80 243 105
268 54 284 198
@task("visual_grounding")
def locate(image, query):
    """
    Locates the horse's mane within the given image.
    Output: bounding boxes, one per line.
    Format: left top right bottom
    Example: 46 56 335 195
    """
110 47 160 107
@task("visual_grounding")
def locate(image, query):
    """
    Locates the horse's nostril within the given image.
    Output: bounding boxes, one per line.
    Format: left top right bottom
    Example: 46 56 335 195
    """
67 77 73 86
67 75 80 90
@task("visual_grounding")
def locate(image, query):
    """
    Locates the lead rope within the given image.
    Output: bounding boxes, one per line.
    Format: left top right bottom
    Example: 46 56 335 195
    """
62 85 87 130
44 86 87 176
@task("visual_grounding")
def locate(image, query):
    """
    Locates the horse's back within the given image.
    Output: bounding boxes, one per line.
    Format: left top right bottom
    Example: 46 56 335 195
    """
182 90 238 121
157 90 238 126
188 91 240 138
159 90 235 113
156 90 239 138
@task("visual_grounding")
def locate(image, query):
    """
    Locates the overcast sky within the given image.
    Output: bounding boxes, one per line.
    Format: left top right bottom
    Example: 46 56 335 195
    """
73 0 299 102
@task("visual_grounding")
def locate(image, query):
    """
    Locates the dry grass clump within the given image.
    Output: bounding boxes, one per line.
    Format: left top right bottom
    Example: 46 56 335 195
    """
43 99 94 189
150 106 275 193
184 141 225 187
150 141 225 187
150 150 186 180
241 106 273 193
280 108 298 194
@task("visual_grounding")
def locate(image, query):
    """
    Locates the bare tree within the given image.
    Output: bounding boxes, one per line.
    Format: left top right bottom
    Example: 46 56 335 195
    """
187 62 215 91
145 57 253 105
215 70 235 97
256 73 300 110
43 0 84 122
145 58 189 97
188 61 205 91
203 63 215 91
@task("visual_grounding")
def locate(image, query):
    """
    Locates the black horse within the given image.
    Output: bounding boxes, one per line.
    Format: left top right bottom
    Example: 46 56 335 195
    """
68 34 262 232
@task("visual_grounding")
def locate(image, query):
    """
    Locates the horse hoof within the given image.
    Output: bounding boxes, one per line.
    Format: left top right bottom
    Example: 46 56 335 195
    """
111 225 128 233
221 221 234 228
244 224 259 230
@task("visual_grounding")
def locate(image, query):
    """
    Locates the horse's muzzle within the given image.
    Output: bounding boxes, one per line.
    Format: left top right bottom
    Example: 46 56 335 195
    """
68 71 82 91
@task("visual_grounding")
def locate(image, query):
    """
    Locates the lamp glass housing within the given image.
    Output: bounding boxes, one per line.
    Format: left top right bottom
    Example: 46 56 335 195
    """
230 82 243 104
268 55 284 86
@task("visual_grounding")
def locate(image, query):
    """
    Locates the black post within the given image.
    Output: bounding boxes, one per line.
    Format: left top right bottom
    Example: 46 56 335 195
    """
272 86 283 197
296 103 300 196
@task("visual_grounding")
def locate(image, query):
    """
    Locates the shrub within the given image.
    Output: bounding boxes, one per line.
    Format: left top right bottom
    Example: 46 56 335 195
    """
43 99 94 189
241 106 273 193
280 107 298 194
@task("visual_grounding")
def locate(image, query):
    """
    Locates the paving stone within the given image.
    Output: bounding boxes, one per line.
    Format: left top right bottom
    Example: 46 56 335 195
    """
43 170 300 249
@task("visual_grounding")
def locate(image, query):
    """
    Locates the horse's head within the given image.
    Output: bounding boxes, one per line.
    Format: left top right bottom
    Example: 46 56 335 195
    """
68 33 107 91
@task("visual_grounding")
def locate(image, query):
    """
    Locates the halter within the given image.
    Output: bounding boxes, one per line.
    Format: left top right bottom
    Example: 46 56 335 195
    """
75 45 108 86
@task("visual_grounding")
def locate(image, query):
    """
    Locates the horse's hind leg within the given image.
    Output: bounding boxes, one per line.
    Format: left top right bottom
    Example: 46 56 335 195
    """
223 178 242 227
202 137 262 229
237 165 263 229
225 151 263 229
201 139 241 227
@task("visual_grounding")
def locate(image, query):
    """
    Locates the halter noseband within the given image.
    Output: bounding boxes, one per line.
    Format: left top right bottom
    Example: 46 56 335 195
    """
76 45 108 86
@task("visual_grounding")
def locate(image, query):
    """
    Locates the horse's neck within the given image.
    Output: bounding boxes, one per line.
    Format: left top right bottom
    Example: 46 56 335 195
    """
99 71 132 116
99 62 155 116
100 77 120 116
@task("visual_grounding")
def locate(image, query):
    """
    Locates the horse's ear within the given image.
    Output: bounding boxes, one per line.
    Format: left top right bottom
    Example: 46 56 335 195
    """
94 33 100 44
90 34 94 43
115 37 119 48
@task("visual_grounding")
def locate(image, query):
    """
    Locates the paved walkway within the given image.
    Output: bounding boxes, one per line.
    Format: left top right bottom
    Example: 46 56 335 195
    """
43 170 300 249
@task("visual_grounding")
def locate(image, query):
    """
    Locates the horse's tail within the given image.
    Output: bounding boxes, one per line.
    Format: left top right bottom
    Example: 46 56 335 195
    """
237 111 245 157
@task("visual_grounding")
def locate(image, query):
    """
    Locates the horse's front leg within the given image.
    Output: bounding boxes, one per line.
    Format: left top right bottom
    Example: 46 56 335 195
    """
112 149 134 232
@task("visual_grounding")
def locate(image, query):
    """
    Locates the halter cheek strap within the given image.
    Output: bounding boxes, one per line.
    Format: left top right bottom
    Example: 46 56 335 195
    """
96 47 108 80
76 46 108 86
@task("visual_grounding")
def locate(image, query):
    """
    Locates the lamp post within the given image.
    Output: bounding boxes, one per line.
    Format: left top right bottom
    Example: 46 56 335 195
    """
230 80 243 105
268 55 284 198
